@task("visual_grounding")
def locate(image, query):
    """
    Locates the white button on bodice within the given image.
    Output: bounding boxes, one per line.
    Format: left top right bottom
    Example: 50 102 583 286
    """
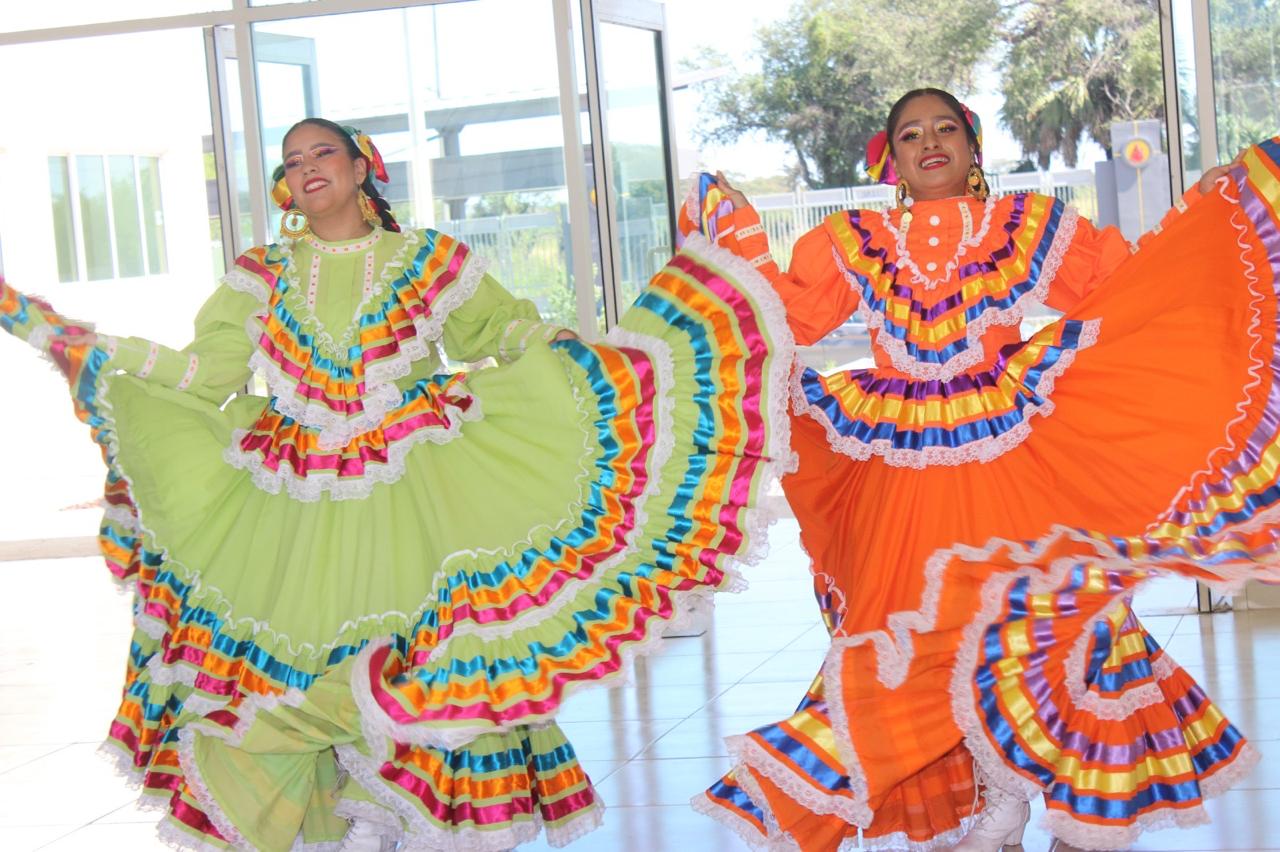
925 262 938 272
928 236 940 246
929 214 941 226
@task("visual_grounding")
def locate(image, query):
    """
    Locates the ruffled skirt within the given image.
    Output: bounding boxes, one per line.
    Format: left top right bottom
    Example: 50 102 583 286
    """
0 234 794 851
696 140 1280 850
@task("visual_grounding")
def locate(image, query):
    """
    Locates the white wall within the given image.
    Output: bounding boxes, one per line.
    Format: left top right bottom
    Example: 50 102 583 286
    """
0 29 225 541
0 29 222 348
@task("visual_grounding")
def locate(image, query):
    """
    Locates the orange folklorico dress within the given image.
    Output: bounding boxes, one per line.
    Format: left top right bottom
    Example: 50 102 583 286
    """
680 138 1280 852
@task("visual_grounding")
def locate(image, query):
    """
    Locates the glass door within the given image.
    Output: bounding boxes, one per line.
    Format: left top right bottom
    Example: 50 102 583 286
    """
597 17 676 306
1207 0 1280 159
587 0 678 323
1168 0 1280 188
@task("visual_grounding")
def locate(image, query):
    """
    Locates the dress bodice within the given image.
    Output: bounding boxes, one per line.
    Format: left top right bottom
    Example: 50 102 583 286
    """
280 228 454 386
823 193 1079 380
104 227 562 498
677 184 1133 467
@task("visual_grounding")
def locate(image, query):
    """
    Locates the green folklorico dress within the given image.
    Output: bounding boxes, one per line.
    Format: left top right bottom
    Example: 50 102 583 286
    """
0 225 794 851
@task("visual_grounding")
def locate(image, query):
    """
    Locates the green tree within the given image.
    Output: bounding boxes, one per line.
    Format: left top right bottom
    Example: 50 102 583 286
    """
720 172 800 195
999 0 1163 168
543 276 584 330
441 192 580 328
466 191 556 218
1209 0 1280 159
692 0 1001 188
611 141 668 206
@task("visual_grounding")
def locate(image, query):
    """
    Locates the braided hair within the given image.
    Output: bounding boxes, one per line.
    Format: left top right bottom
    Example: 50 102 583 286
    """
279 117 401 233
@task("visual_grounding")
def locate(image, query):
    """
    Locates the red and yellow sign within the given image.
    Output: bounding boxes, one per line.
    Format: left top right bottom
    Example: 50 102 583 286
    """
1122 137 1153 169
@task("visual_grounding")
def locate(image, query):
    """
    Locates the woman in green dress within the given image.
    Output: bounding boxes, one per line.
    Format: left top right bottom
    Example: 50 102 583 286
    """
0 118 794 851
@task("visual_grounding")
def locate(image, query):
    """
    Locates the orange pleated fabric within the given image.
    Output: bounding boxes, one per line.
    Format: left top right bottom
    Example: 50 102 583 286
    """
685 141 1280 851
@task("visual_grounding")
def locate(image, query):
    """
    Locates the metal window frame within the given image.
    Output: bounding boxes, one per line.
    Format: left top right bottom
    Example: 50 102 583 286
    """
0 0 461 45
47 155 81 282
552 0 602 338
204 25 242 266
580 0 679 330
63 154 113 281
3 0 468 260
139 155 171 275
655 3 680 253
5 0 675 338
100 156 123 278
233 15 270 247
1158 0 1187 198
1189 0 1220 169
133 156 152 276
64 155 90 282
1160 0 1224 614
108 153 156 279
578 0 621 329
59 153 164 281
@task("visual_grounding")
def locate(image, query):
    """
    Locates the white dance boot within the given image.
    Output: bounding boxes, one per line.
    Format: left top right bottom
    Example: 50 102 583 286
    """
950 792 1030 851
340 819 396 852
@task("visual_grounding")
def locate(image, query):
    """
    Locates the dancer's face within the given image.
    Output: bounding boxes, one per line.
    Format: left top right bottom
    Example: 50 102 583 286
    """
281 124 368 220
890 94 975 202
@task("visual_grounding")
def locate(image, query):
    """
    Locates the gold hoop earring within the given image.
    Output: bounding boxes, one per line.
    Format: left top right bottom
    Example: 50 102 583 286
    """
280 208 310 240
966 164 990 201
358 190 381 227
895 180 914 223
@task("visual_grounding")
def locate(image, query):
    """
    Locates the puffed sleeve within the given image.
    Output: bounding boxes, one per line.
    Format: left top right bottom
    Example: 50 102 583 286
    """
440 272 566 363
1041 212 1131 313
679 198 857 346
108 283 259 405
1044 185 1209 313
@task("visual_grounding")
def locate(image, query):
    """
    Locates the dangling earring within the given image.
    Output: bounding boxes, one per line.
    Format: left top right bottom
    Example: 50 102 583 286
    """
896 180 914 224
358 190 381 227
966 164 990 201
280 208 310 240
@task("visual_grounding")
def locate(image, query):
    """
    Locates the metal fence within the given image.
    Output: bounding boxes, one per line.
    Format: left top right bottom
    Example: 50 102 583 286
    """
751 170 1096 269
440 169 1099 324
438 211 565 297
440 202 670 327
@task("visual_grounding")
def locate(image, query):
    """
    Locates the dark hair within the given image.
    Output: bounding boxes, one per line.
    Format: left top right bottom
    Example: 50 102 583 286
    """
277 117 400 232
884 88 980 159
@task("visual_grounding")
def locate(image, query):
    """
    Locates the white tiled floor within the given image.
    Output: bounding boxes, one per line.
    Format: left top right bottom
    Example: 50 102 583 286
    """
1 520 1276 851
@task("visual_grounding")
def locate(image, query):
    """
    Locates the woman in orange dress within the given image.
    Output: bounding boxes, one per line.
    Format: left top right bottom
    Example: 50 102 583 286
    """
682 88 1280 850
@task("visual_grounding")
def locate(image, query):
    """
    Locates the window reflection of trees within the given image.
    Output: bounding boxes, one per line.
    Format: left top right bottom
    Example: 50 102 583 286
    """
1210 0 1280 160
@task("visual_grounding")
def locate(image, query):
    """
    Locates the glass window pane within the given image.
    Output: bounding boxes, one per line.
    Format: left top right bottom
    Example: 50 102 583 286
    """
139 157 168 275
598 23 674 305
570 0 605 334
1209 0 1280 163
220 56 256 253
109 155 145 278
257 62 307 129
2 0 230 34
47 156 78 283
75 155 113 281
1171 0 1203 183
251 1 600 334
